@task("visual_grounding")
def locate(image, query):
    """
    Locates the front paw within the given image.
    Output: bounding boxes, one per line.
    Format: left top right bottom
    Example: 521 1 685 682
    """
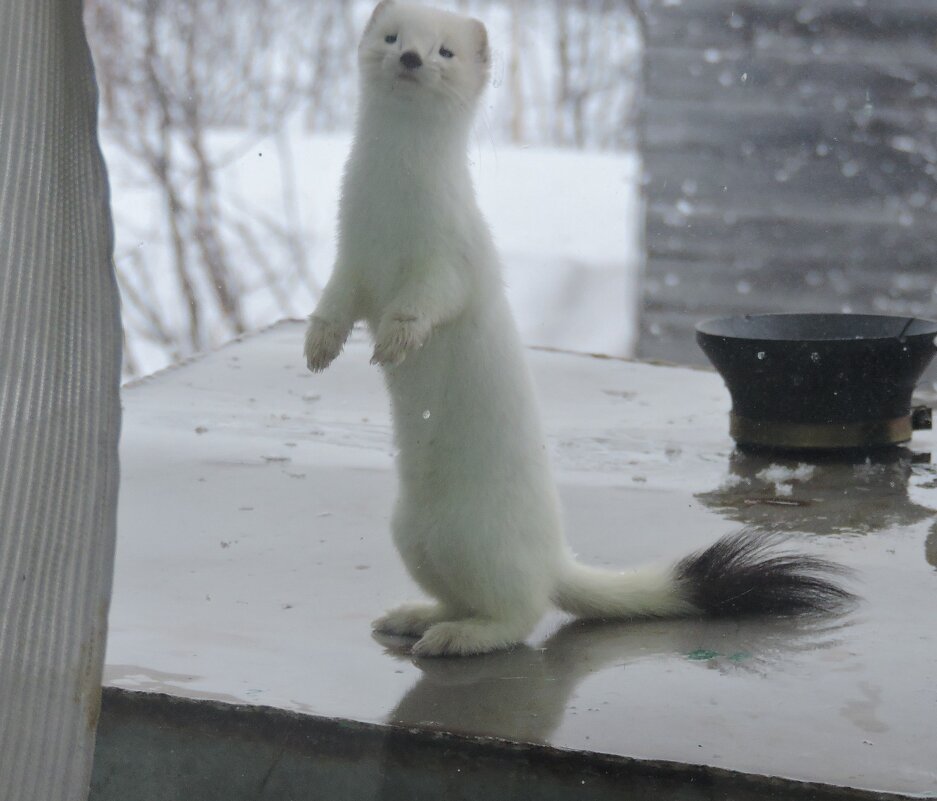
304 316 348 372
371 313 431 367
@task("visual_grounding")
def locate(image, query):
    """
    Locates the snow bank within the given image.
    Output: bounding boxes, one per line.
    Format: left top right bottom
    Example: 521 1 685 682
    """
102 128 641 378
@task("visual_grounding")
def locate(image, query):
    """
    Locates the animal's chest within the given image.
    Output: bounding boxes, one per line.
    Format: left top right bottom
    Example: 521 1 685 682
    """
354 195 442 259
342 163 464 306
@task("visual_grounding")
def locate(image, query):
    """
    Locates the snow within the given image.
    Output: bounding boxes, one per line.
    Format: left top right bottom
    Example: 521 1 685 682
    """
755 463 817 497
103 127 641 378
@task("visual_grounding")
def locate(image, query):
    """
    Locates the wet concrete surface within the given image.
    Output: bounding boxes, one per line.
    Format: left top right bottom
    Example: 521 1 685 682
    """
101 320 937 798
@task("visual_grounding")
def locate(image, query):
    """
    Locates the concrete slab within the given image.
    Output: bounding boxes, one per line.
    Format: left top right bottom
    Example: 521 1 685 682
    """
98 320 937 798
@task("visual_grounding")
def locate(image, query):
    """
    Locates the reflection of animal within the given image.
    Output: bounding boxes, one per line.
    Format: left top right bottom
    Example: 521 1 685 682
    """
381 615 847 741
304 1 854 656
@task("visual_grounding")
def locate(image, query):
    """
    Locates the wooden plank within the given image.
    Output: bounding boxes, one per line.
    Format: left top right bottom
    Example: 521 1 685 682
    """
639 0 937 13
644 149 934 220
644 103 934 154
645 216 937 272
644 50 937 110
642 1 937 52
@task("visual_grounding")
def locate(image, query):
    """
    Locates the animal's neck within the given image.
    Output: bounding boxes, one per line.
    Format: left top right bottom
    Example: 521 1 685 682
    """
356 89 473 174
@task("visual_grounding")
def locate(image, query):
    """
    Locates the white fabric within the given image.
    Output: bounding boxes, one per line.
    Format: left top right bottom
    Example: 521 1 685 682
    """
0 1 121 799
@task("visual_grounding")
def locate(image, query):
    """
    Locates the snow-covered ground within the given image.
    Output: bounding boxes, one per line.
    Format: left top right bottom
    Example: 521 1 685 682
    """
103 128 642 378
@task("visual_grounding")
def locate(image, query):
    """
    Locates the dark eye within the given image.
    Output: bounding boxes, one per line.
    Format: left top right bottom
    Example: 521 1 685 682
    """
385 34 397 44
439 47 454 58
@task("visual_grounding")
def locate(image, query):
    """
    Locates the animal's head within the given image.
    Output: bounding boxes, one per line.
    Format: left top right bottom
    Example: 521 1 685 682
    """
358 1 490 112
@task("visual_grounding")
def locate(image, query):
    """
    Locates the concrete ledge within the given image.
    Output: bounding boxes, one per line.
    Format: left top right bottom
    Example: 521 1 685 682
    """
102 321 937 799
91 688 918 801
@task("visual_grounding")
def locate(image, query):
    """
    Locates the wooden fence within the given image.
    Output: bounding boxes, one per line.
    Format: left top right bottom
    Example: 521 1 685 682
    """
636 0 937 383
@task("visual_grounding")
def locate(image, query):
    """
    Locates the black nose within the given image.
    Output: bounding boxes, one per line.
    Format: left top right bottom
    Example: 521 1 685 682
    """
400 51 422 70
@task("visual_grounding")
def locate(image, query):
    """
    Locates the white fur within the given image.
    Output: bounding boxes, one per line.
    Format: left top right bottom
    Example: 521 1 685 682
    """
305 1 695 656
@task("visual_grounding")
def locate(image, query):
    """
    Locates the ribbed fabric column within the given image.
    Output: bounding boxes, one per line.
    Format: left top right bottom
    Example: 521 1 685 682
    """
0 1 122 799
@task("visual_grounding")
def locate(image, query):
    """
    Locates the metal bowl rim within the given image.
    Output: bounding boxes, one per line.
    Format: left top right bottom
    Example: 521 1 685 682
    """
696 313 937 343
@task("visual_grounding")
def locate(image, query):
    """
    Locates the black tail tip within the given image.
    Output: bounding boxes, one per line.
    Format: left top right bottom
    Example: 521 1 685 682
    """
675 531 857 618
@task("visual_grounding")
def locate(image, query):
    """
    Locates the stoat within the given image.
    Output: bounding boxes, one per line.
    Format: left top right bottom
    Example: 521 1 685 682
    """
304 1 852 656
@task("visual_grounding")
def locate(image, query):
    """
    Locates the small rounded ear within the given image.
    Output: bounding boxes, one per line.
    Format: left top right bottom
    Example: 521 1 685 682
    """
364 0 395 35
471 18 490 65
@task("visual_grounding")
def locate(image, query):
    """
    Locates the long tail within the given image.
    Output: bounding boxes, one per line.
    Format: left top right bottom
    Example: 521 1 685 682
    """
553 531 855 620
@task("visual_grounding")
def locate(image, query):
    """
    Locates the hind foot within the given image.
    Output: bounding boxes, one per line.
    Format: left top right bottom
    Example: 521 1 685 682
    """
412 618 530 657
372 602 454 637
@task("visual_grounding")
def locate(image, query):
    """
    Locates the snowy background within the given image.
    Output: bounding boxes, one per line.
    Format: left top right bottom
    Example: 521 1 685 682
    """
84 0 644 379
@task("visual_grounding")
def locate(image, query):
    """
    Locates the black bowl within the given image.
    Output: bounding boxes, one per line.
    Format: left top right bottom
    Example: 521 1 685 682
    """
696 313 937 450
